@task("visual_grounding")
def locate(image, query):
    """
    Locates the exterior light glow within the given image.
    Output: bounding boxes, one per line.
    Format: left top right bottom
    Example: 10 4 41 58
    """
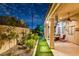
59 17 62 20
46 20 49 24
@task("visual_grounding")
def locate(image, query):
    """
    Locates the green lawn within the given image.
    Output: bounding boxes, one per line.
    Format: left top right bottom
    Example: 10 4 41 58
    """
35 39 53 56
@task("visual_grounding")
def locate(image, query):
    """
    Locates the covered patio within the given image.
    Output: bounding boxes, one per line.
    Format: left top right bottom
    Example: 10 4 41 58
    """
44 3 79 56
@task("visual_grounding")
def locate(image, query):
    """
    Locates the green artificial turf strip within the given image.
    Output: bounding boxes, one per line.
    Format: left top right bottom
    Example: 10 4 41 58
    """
35 39 53 56
39 41 48 46
39 46 51 52
36 52 53 56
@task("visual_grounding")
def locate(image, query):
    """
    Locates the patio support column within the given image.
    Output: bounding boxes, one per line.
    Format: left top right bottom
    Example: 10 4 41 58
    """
45 21 49 40
49 17 54 49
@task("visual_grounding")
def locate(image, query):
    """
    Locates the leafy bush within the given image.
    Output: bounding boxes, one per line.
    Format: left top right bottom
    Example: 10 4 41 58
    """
24 39 35 49
27 33 39 40
33 34 39 41
22 32 40 49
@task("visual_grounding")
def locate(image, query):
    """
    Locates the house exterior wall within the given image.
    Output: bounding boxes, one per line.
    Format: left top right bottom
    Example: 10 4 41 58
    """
65 20 79 45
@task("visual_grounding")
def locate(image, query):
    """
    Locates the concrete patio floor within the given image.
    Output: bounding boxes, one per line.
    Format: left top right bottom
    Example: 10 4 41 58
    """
52 41 79 56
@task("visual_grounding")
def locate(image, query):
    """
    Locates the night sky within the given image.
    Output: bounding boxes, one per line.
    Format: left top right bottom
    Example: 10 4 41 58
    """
0 3 49 29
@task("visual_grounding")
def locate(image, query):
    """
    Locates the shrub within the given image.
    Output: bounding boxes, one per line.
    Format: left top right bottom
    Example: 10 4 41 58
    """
22 32 40 49
33 34 39 41
24 39 35 49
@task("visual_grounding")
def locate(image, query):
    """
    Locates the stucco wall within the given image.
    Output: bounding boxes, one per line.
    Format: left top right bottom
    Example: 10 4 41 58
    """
0 25 30 54
65 21 79 45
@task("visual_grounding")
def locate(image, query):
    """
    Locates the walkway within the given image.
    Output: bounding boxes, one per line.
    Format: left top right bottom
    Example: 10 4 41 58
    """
35 39 53 56
53 41 79 56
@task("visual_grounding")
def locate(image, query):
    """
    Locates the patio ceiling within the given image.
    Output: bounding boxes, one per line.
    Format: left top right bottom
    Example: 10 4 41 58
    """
46 3 79 21
53 3 79 21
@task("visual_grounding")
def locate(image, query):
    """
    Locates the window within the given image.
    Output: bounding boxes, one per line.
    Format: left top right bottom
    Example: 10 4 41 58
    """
68 26 75 35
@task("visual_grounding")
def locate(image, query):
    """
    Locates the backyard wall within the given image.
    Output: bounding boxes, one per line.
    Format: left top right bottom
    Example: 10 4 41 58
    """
0 25 30 54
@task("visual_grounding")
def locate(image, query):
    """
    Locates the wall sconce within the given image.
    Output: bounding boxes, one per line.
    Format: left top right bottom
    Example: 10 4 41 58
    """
46 20 49 24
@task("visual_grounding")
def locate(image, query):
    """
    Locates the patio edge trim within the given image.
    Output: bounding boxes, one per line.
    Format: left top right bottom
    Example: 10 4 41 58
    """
32 39 39 56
